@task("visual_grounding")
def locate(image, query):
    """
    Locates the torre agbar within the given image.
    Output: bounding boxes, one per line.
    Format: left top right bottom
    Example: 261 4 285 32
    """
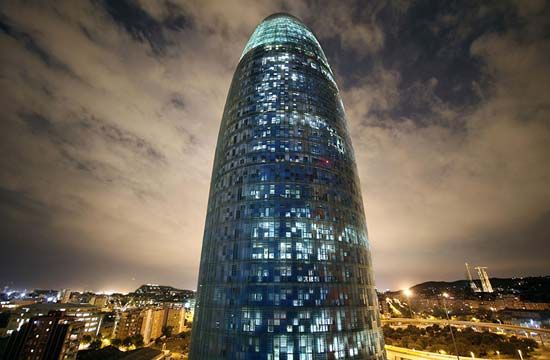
190 14 386 360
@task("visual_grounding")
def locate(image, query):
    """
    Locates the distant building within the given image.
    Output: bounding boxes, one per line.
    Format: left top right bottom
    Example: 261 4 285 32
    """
141 308 165 344
98 319 115 339
164 307 186 334
10 303 102 336
499 309 550 329
4 311 83 360
378 295 391 316
65 292 95 305
27 289 60 303
114 306 189 344
183 298 195 326
132 284 194 304
0 299 37 311
114 309 143 340
88 295 109 309
59 289 72 304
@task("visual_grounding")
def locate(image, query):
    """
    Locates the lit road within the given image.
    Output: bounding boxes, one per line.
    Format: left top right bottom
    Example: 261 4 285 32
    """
383 318 550 335
385 345 490 360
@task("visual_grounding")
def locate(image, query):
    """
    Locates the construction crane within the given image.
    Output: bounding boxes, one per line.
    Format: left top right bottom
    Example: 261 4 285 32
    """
465 263 481 293
475 266 494 293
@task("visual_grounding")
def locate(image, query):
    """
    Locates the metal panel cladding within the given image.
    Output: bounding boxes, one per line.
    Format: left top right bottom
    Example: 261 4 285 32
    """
190 13 386 360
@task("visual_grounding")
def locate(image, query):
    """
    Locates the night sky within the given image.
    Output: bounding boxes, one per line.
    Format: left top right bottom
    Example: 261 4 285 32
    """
1 1 549 293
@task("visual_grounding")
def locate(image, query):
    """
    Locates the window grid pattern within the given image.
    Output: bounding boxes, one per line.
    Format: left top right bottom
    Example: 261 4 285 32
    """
241 14 330 71
191 14 385 360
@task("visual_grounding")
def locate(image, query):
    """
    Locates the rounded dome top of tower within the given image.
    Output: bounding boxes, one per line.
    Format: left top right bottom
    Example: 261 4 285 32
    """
240 13 330 68
262 12 302 22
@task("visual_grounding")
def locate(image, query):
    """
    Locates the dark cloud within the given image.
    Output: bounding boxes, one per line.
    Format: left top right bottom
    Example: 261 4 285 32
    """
101 0 191 54
20 112 53 135
94 119 167 163
102 0 167 52
0 0 548 292
0 187 49 218
170 94 185 110
0 13 83 84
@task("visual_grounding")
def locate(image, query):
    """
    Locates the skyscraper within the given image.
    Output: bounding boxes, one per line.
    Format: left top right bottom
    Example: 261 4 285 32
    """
191 13 385 359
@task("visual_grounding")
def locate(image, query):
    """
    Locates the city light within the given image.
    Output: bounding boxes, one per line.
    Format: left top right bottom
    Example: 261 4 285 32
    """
403 289 414 319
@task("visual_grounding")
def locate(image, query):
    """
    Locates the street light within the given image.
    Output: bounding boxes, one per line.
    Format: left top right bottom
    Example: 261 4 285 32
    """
518 349 524 360
496 350 501 359
403 289 414 319
442 292 460 360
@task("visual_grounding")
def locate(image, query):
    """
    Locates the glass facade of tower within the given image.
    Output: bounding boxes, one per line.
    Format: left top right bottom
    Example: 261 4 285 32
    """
190 14 385 360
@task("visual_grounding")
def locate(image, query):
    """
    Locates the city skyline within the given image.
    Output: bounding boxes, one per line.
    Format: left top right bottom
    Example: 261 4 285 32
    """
1 1 549 293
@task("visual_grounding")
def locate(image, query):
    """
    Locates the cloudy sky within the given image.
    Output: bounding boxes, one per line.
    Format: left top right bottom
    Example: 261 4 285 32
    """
1 0 549 293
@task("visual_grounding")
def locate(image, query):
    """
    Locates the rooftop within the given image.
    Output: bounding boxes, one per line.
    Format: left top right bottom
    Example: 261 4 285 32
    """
240 12 330 68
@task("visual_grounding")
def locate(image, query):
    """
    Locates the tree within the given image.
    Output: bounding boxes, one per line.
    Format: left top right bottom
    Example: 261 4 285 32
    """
111 338 122 347
131 334 144 347
81 334 92 344
383 324 538 357
89 339 102 350
162 325 173 338
122 336 133 347
0 312 10 328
